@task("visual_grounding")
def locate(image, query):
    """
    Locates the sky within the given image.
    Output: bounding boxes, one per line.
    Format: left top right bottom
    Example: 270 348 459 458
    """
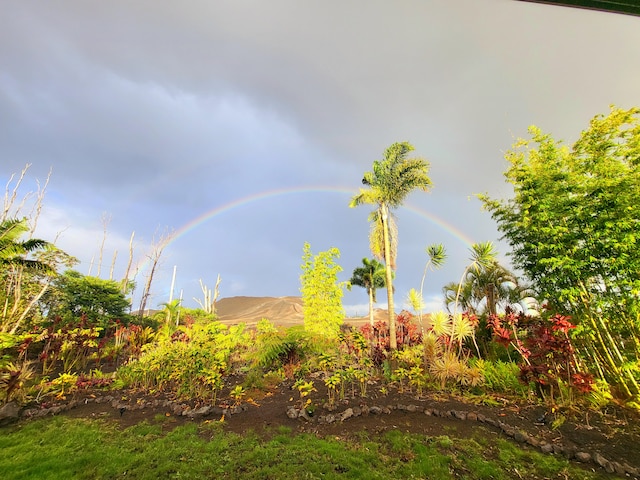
1 1 639 316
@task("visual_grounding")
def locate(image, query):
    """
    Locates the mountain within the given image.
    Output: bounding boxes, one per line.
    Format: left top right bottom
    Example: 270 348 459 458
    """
215 296 304 327
214 296 388 328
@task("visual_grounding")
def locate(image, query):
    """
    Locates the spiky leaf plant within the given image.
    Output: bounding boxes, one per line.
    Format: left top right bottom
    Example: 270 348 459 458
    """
430 351 465 389
428 311 452 337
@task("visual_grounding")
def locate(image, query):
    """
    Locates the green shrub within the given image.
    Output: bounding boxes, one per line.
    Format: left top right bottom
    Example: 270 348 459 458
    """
116 322 248 400
471 359 530 396
251 323 312 373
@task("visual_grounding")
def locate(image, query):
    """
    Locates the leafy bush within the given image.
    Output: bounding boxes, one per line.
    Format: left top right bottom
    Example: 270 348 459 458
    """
116 322 248 401
0 361 34 403
470 358 529 397
32 317 103 374
488 311 594 405
251 322 313 376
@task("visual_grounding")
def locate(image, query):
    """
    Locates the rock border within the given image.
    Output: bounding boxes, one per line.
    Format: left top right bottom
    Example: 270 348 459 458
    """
288 402 639 478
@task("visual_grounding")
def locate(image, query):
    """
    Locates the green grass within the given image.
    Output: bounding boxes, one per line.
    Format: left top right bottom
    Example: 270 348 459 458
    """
0 416 621 480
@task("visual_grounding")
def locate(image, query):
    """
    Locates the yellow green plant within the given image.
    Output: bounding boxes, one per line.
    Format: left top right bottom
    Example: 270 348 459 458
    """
428 311 452 337
353 368 368 397
46 373 78 400
407 366 426 396
430 351 464 389
324 373 341 407
0 361 34 404
229 385 245 406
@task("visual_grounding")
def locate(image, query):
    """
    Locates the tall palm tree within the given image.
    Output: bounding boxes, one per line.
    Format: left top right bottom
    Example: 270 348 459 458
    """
350 142 432 352
418 244 446 326
349 258 387 327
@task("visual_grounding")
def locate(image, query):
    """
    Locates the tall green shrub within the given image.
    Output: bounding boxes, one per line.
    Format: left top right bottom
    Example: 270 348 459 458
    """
300 242 345 340
479 106 640 400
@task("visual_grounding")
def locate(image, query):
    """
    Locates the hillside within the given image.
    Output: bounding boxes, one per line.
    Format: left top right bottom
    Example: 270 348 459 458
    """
214 296 388 328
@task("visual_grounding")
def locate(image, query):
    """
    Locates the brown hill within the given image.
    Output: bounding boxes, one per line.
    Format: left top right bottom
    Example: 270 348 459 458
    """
215 296 304 327
214 296 388 328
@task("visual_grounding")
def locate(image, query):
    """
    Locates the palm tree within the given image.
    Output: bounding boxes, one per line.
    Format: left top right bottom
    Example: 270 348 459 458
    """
418 244 446 326
451 242 497 317
1 217 55 333
443 243 526 317
349 258 387 327
159 299 182 327
0 217 53 274
350 142 432 352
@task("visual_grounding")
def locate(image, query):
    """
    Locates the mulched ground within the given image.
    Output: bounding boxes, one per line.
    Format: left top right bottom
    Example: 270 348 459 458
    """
53 377 640 477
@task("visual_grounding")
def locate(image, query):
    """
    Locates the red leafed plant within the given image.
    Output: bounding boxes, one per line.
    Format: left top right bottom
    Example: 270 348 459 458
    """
360 311 422 366
489 310 594 404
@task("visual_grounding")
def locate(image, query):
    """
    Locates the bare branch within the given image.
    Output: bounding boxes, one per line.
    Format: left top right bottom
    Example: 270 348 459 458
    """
96 212 112 277
3 164 32 222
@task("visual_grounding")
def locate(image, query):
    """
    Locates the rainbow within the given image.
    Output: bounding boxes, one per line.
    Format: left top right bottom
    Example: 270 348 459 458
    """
134 186 476 273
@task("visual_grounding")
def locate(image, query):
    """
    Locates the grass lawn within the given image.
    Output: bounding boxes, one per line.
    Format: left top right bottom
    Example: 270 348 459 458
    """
0 416 617 480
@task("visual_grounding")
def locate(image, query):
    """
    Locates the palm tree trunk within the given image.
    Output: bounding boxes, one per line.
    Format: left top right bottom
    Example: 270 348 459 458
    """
368 287 374 327
381 203 396 352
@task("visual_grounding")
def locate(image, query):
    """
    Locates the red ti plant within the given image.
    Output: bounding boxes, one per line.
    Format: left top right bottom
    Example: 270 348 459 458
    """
489 310 594 404
360 311 422 367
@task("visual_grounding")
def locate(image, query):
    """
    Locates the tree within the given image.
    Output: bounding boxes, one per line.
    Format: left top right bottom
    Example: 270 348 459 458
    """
138 229 172 319
300 242 345 340
0 218 54 274
194 275 221 315
418 243 446 325
350 142 433 352
349 258 387 326
479 106 640 399
443 244 524 317
44 270 132 328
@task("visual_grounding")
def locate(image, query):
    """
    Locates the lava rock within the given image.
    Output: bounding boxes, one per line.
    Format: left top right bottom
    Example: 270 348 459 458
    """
341 408 354 421
575 452 591 463
0 401 20 424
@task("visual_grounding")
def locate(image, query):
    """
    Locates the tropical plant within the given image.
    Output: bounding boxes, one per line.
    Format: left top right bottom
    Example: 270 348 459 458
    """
0 217 60 334
418 244 446 326
300 242 346 340
430 351 465 389
470 358 528 396
324 372 341 407
0 218 54 274
293 378 316 412
449 243 497 316
43 270 132 329
348 257 387 327
116 322 248 400
0 360 34 404
251 322 311 376
479 106 640 401
39 372 79 400
229 385 245 406
443 259 526 317
350 142 433 354
158 299 182 327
